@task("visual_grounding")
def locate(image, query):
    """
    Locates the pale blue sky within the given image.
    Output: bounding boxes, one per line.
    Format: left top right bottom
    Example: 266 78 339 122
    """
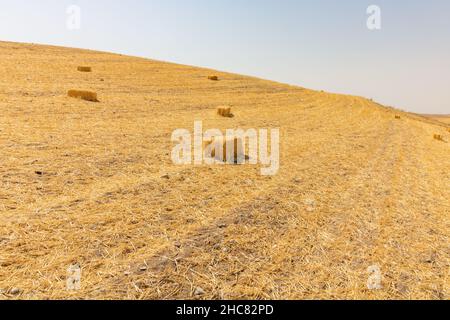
1 0 449 114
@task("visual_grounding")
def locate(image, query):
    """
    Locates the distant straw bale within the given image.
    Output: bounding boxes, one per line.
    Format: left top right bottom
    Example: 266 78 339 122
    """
68 90 99 102
208 76 219 81
217 107 233 118
77 66 92 72
395 115 401 119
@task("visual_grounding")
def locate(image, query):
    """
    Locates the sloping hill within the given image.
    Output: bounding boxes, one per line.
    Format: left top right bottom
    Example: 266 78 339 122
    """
422 114 450 125
0 41 448 300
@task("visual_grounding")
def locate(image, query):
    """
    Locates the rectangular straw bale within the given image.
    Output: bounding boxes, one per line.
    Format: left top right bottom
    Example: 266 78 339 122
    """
204 136 245 164
77 66 92 72
217 107 233 118
68 90 99 102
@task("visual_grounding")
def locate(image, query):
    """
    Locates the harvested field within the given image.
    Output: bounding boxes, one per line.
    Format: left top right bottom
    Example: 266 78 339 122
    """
425 115 450 125
0 41 449 300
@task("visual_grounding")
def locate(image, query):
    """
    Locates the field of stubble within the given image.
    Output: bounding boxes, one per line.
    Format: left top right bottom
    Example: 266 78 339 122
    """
0 41 449 300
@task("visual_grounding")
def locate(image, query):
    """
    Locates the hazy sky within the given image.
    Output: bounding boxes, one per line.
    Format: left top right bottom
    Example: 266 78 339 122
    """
1 0 449 114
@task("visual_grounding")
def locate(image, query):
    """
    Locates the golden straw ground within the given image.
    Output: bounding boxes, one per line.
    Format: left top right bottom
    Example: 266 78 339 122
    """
0 41 448 300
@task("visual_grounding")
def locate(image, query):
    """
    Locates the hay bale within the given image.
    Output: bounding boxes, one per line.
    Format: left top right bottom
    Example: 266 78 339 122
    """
433 134 444 141
208 76 219 81
68 90 99 102
204 136 245 164
395 115 401 119
77 66 92 72
217 107 233 118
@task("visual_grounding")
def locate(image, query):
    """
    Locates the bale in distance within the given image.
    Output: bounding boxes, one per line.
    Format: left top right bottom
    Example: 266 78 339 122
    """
395 115 401 119
217 107 233 118
68 90 99 102
208 76 219 81
433 134 444 141
77 66 92 72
